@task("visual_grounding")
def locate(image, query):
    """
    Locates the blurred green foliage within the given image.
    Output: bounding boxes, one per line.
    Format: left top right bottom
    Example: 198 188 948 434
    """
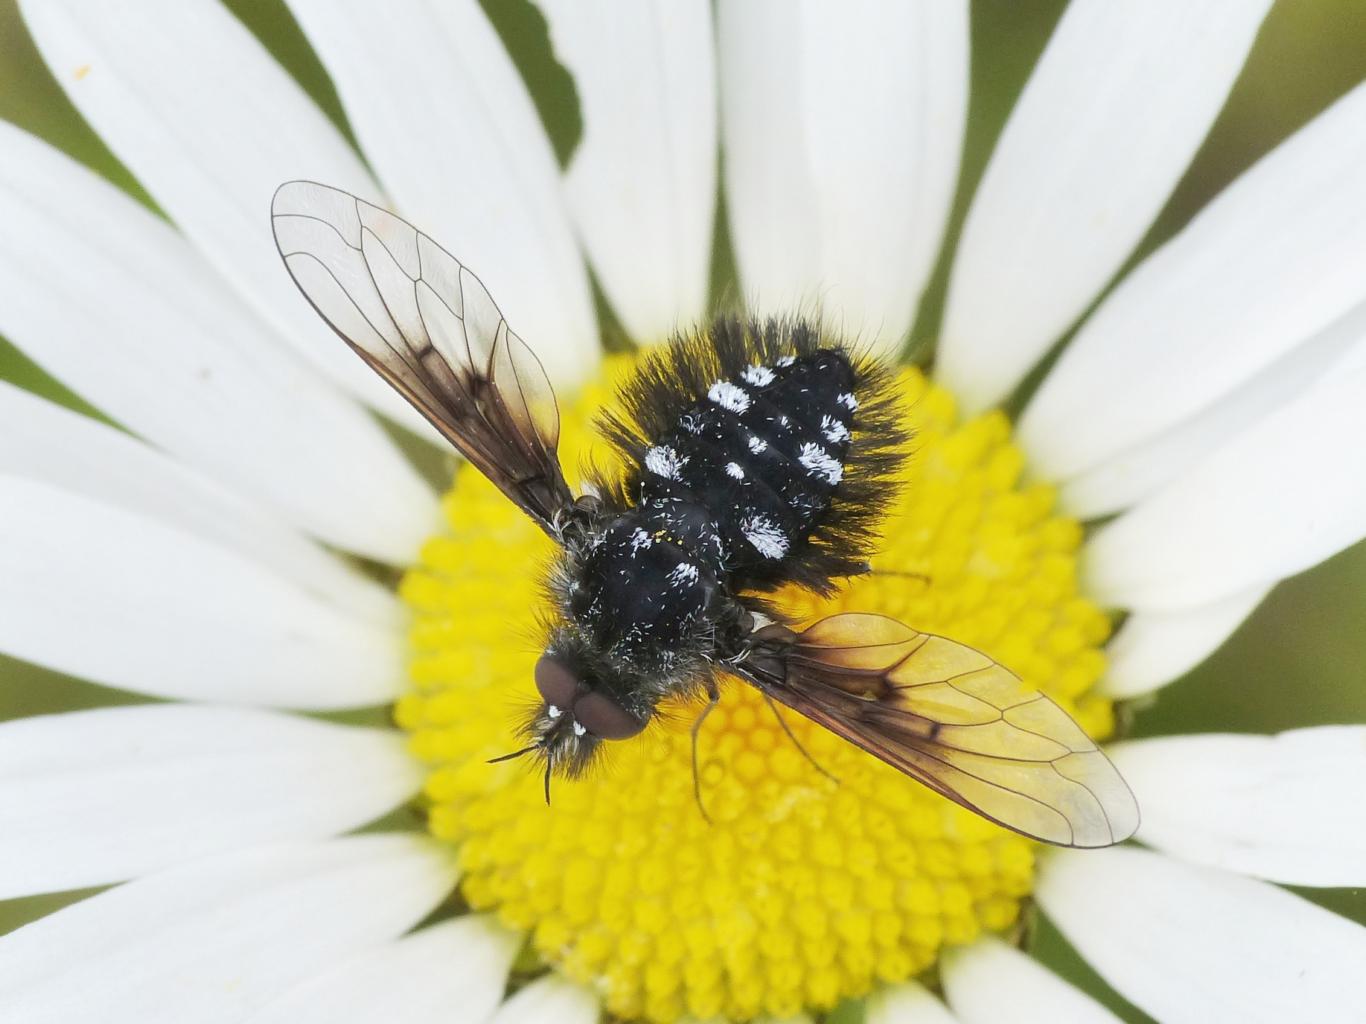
1 2 1364 1020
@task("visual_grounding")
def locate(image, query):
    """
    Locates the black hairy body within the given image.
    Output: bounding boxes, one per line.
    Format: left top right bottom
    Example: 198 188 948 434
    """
276 180 1141 846
539 315 911 774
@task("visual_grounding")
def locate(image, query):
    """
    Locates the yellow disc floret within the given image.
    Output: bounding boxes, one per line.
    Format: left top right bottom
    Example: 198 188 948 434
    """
397 359 1113 1022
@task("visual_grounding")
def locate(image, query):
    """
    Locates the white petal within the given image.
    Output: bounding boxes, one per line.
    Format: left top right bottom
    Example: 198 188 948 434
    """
285 0 598 387
488 975 600 1024
942 936 1120 1023
0 835 457 1024
1100 584 1271 698
1037 847 1366 1023
541 0 715 344
1084 362 1366 610
0 123 437 563
0 705 420 899
0 381 398 624
866 980 960 1024
17 0 436 437
246 916 517 1024
0 477 402 709
938 0 1270 413
1059 300 1366 518
1021 81 1366 478
1111 728 1366 887
718 0 968 354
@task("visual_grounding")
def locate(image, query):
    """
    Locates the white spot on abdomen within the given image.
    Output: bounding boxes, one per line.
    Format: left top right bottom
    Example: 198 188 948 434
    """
725 462 745 480
629 527 653 553
742 515 789 560
747 435 768 454
799 442 844 485
777 355 796 367
821 415 850 444
645 445 686 480
742 364 776 386
838 392 859 411
668 562 700 587
708 380 751 413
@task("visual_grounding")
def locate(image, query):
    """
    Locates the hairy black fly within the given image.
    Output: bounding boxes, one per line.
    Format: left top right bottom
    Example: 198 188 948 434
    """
271 181 1140 849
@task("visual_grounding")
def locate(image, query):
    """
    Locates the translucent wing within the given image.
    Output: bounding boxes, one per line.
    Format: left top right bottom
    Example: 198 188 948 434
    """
740 613 1140 847
270 180 573 535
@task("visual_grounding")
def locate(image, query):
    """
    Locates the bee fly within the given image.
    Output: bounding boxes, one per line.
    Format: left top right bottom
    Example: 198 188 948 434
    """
271 181 1139 849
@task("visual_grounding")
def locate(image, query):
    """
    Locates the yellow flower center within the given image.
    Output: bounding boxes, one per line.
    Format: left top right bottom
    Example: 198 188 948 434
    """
396 357 1114 1022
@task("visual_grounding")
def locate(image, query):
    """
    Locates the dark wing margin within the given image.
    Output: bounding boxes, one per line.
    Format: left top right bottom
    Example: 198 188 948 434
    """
738 613 1140 848
270 180 574 535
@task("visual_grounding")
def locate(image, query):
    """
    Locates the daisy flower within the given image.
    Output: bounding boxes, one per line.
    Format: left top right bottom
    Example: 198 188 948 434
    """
2 2 1365 1022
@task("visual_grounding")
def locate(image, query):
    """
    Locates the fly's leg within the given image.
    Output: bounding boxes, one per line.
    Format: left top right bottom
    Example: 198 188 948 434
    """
690 677 722 824
864 566 932 585
763 694 840 785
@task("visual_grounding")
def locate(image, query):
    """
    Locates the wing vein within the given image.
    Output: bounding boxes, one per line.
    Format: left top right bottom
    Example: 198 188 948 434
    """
270 180 575 535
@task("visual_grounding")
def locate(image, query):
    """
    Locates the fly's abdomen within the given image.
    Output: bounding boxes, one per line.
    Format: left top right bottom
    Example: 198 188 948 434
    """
640 349 860 579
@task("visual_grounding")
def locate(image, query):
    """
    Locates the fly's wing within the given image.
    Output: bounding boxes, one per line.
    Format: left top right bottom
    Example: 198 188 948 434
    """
271 180 573 536
739 613 1139 848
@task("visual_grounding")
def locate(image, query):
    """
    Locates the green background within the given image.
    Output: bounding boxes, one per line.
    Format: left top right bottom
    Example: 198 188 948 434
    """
2 2 1364 1021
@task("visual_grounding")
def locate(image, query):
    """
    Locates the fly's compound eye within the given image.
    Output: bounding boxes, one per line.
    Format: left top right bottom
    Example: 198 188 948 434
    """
573 691 647 740
534 654 581 710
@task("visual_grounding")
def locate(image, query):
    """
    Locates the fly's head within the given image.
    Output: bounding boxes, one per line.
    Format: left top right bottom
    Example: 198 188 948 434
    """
517 628 650 783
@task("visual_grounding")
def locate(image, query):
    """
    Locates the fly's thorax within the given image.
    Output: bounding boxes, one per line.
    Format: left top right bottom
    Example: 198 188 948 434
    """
557 503 728 677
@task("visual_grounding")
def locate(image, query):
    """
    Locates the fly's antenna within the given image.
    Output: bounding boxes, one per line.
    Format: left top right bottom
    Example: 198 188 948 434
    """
487 742 554 804
487 743 541 765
